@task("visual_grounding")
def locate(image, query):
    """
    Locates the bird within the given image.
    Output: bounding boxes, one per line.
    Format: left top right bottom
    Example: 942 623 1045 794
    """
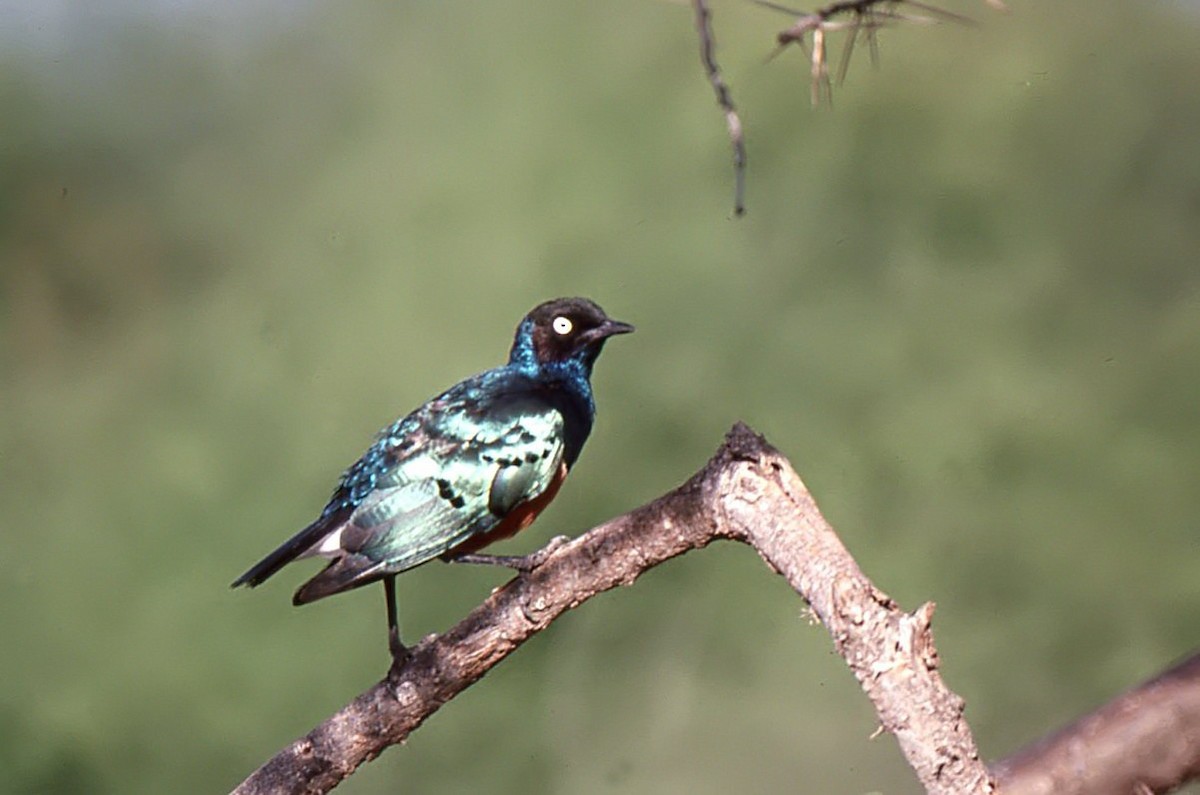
231 297 633 667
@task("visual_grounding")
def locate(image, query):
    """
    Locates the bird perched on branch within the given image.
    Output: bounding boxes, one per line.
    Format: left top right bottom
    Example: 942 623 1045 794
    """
232 297 633 668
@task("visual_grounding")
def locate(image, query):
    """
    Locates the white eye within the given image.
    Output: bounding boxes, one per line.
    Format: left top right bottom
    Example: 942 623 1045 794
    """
552 316 573 335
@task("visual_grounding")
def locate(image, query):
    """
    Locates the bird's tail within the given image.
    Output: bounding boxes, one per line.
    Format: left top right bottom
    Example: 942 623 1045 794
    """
230 511 343 589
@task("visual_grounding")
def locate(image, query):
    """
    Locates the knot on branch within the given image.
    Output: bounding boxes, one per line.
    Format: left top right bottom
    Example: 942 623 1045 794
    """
901 601 940 673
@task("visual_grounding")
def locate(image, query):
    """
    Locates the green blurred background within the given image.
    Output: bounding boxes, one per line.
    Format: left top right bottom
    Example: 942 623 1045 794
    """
3 1 1198 792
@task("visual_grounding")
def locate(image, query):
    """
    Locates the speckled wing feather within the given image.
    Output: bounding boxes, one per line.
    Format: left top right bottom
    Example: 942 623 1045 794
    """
286 371 567 603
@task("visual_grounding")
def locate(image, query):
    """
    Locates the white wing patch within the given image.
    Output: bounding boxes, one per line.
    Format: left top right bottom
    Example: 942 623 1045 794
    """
315 528 344 557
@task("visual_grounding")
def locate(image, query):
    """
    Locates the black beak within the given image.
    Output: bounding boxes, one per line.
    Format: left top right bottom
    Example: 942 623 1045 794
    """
602 319 635 337
583 318 634 345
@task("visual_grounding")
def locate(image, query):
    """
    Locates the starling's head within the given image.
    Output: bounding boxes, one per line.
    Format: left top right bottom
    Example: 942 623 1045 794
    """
511 297 634 373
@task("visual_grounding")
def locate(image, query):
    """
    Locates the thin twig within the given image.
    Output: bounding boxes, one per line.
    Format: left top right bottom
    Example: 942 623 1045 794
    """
692 0 747 216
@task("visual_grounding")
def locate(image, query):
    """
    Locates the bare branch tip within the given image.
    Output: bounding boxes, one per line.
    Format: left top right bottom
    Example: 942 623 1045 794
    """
723 422 771 458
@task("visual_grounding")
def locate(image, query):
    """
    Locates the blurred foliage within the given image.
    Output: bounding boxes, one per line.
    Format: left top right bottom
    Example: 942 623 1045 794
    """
2 1 1199 793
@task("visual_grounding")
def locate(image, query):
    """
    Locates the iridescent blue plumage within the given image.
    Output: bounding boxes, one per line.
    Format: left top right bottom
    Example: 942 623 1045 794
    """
232 297 633 664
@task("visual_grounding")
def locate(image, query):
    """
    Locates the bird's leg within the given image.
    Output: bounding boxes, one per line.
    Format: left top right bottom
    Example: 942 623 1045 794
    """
384 575 409 671
449 535 572 573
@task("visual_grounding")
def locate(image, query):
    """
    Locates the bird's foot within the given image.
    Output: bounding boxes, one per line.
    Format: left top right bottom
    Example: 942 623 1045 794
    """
450 535 572 573
531 534 572 565
387 627 411 677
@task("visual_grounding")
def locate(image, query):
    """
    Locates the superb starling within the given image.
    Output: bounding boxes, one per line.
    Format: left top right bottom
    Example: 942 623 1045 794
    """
232 297 633 665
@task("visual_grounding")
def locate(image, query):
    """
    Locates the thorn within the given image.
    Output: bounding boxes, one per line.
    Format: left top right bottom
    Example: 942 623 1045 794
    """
810 25 832 107
836 11 862 84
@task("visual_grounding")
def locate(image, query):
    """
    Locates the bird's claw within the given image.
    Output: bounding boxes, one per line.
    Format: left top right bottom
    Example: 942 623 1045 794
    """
535 534 571 562
387 628 411 677
512 534 572 572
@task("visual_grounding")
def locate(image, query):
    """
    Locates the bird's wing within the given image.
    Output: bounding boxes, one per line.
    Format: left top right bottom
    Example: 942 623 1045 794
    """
292 390 566 603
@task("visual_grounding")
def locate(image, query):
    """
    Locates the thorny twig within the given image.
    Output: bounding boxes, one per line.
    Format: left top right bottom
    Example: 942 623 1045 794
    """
755 0 997 106
688 0 1003 214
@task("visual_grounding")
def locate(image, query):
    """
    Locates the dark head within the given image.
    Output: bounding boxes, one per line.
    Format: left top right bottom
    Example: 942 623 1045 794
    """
509 297 634 377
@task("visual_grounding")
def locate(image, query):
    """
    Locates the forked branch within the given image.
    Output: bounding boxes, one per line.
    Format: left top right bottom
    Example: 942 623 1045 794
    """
232 425 1200 794
232 424 992 795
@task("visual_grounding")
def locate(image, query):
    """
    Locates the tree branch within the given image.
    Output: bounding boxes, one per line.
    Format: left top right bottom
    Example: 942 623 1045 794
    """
993 650 1200 795
232 423 991 794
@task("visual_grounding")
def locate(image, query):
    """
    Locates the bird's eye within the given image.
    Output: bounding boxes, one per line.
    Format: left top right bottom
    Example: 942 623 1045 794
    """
552 316 573 335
